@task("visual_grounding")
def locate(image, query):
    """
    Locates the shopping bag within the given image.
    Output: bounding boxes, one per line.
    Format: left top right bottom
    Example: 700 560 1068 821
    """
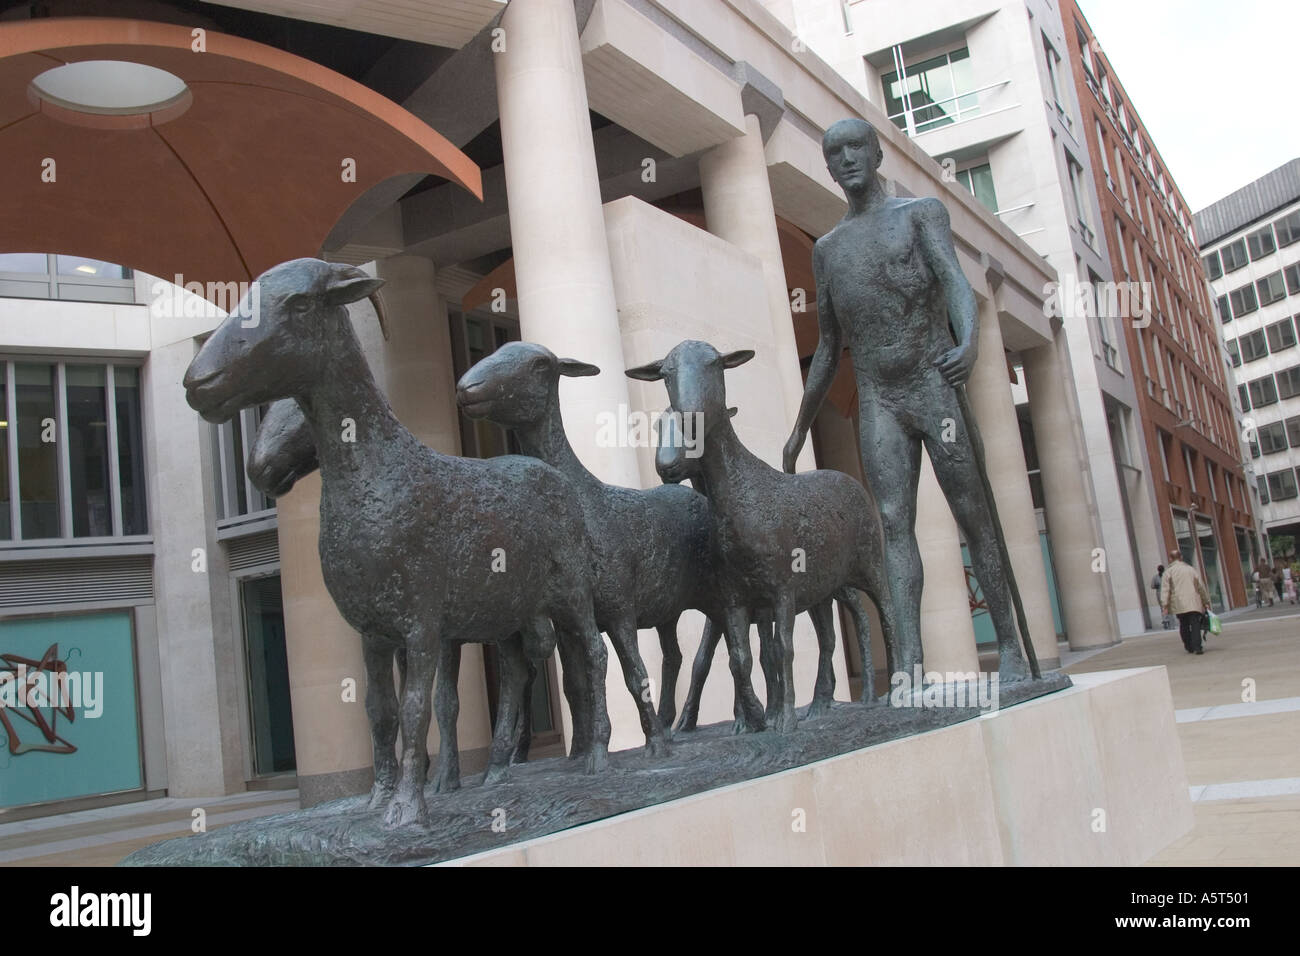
1208 613 1222 635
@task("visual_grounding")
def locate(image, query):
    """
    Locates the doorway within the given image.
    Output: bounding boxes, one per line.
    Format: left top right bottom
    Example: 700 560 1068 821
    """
240 574 296 777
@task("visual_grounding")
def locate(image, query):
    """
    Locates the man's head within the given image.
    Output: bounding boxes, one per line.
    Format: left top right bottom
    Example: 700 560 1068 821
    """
1168 549 1183 564
823 118 883 194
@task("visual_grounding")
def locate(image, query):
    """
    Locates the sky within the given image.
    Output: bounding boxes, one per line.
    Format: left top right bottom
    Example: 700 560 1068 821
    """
1076 0 1300 215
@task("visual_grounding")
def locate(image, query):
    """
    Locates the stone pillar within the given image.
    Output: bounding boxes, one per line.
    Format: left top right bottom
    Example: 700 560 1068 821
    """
916 457 980 674
374 254 494 766
698 114 815 471
965 301 1061 669
494 0 640 490
1022 328 1121 650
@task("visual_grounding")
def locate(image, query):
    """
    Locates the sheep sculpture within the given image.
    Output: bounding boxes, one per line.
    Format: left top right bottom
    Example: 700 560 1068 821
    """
455 341 723 750
627 340 897 733
183 258 611 827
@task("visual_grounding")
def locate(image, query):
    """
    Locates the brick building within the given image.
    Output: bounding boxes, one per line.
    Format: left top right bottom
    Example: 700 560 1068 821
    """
1062 0 1259 608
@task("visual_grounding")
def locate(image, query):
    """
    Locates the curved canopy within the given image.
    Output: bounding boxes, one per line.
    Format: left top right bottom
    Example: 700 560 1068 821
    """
0 18 482 291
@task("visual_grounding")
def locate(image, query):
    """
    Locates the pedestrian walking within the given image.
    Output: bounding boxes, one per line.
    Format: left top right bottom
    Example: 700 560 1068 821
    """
1285 565 1297 605
1259 560 1277 606
1161 550 1211 655
1151 564 1172 629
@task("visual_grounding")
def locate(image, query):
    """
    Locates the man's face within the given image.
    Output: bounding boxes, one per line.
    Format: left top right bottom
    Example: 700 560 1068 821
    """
824 124 877 193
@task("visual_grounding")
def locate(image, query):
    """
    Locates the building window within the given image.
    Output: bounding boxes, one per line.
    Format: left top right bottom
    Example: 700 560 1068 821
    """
1258 474 1270 504
1196 251 1216 280
1 359 147 543
1266 316 1297 353
1044 37 1069 123
1248 374 1279 408
1216 294 1231 323
1220 239 1249 273
1239 328 1269 363
1285 263 1300 296
1266 468 1299 501
0 253 136 304
1183 447 1198 492
1226 338 1242 367
1229 282 1259 319
1256 271 1287 307
211 405 276 529
1238 382 1251 411
1247 225 1277 261
1274 209 1300 247
882 45 979 136
1277 365 1300 400
1285 415 1300 448
955 162 998 214
1259 420 1289 455
1067 155 1093 244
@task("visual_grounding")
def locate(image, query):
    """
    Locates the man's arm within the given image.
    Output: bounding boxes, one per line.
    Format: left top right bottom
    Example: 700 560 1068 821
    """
1160 573 1171 613
915 198 979 386
783 241 842 473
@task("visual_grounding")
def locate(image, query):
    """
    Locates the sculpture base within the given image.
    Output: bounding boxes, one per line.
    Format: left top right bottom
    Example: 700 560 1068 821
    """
119 671 1142 867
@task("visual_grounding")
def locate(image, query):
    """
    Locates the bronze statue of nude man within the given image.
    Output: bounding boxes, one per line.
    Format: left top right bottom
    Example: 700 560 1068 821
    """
782 117 1032 682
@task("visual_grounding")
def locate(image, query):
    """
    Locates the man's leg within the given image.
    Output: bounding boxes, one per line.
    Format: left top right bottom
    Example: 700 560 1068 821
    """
923 414 1031 681
857 403 924 677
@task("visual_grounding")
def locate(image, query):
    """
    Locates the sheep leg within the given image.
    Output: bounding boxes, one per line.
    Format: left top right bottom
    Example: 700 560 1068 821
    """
837 587 876 704
675 616 723 734
383 638 437 828
806 599 837 718
756 614 782 726
484 639 529 786
431 640 461 794
656 617 683 737
721 606 765 734
363 642 401 812
772 597 799 734
554 599 611 774
514 616 554 765
608 614 670 757
555 627 593 759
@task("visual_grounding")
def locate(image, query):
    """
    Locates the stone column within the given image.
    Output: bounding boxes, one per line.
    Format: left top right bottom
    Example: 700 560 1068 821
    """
965 300 1061 669
1022 328 1121 650
494 0 640 490
374 254 493 766
698 114 815 471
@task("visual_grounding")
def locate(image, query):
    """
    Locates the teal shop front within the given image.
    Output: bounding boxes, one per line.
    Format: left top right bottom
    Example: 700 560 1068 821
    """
0 611 142 809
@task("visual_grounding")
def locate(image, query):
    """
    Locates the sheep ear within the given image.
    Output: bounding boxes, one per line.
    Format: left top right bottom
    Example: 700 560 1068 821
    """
727 406 739 419
325 264 385 308
721 349 755 369
558 358 601 378
625 359 665 381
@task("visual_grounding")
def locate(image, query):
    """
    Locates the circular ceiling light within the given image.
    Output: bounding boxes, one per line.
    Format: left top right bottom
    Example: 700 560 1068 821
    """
30 60 190 127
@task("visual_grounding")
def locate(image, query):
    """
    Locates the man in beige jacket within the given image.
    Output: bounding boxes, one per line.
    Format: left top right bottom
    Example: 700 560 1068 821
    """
1160 549 1212 654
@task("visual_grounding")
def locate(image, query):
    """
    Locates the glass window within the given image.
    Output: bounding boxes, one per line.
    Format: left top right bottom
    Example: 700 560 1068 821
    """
65 364 112 538
1258 474 1270 504
1277 365 1300 401
883 46 979 136
1266 317 1297 353
1285 415 1300 448
1238 382 1251 411
1286 263 1300 296
1256 271 1287 307
1 359 147 543
1259 421 1289 454
1220 239 1249 273
15 363 61 539
1216 294 1231 323
114 367 148 535
1203 251 1222 281
1226 338 1241 367
1275 209 1300 247
1266 468 1298 501
1247 225 1277 261
0 364 8 540
55 256 132 281
1248 374 1278 408
212 404 274 524
0 253 50 273
1240 328 1270 362
1229 282 1258 318
955 162 998 213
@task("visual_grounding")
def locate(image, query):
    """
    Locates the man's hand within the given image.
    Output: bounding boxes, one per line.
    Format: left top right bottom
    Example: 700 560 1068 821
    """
935 343 977 386
782 431 804 474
